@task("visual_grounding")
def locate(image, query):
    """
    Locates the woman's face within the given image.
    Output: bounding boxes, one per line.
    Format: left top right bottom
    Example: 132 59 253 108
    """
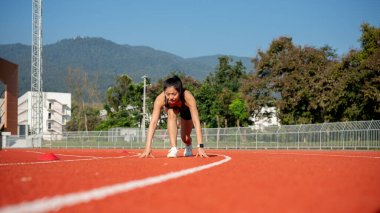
164 86 180 104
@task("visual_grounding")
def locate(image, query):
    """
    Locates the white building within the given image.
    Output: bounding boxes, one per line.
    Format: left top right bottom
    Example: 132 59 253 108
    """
18 92 71 136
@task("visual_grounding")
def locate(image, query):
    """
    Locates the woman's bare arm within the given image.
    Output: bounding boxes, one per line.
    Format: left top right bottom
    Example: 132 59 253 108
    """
139 92 165 158
184 91 208 158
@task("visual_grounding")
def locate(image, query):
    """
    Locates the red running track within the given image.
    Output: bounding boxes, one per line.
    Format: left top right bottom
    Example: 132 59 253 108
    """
0 149 380 213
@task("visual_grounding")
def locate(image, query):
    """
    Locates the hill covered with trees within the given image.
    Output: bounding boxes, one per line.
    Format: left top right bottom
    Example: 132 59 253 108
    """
0 37 252 97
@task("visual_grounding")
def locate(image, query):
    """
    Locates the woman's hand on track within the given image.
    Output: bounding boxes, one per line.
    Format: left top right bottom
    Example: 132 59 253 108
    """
195 148 209 158
138 148 154 158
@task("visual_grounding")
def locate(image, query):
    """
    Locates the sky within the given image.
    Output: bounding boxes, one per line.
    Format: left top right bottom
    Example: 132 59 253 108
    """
1 0 379 58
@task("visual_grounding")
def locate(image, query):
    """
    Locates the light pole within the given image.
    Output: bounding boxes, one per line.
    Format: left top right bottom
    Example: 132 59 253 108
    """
31 0 43 135
141 75 148 141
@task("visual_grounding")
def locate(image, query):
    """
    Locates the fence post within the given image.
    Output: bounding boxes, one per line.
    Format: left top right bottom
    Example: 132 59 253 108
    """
204 123 208 144
235 128 239 150
297 124 302 150
342 121 347 150
320 123 324 150
255 129 257 150
367 120 373 150
217 128 220 149
65 132 68 149
276 126 279 149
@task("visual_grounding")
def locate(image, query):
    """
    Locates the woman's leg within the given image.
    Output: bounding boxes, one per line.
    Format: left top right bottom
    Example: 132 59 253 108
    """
181 118 193 145
167 109 178 147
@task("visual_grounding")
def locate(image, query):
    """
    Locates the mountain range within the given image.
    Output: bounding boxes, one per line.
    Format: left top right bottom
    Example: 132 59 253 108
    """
0 37 253 97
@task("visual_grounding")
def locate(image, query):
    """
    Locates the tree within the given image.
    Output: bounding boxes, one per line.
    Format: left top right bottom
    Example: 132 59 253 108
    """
229 97 249 127
250 37 340 124
97 74 144 130
240 73 276 124
196 83 220 127
246 23 380 124
65 67 101 131
214 56 245 92
196 56 247 127
336 23 380 120
66 102 101 131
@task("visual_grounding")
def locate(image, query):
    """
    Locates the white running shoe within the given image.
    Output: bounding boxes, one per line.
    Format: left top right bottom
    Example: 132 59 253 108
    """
167 147 178 158
183 144 193 157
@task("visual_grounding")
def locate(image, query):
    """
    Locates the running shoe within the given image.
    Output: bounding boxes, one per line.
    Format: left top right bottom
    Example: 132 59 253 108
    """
183 144 193 157
167 147 178 158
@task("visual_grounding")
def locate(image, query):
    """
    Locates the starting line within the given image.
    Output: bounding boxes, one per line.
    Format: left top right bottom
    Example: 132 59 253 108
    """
0 154 231 213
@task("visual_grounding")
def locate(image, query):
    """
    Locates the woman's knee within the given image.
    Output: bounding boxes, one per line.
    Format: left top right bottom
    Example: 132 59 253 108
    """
167 109 177 120
181 134 192 144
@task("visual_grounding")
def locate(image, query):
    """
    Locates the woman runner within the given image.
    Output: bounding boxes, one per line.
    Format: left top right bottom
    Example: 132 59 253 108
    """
139 75 208 158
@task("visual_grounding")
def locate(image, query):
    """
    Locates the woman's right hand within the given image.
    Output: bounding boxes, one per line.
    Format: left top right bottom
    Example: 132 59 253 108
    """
138 147 154 158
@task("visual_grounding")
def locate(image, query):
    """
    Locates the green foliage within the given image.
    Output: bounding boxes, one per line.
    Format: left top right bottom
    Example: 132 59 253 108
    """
336 23 380 120
196 56 247 127
240 73 276 122
96 74 144 130
95 110 136 130
196 83 220 127
214 56 246 92
251 37 343 124
359 23 380 58
66 102 101 131
246 23 380 124
229 97 249 127
65 68 101 131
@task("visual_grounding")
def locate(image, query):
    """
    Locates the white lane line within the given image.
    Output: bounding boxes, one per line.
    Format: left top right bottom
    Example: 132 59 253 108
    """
0 154 231 213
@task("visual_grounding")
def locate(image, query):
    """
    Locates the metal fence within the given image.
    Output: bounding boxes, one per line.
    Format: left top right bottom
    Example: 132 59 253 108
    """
2 120 380 150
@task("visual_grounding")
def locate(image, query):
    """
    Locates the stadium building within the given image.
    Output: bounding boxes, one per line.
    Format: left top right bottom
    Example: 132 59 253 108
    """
18 92 71 136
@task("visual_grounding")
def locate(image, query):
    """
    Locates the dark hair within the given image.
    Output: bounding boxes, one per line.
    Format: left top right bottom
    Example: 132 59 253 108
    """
163 75 184 95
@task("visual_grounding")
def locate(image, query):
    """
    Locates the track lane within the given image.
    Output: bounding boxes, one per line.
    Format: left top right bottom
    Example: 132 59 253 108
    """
0 149 228 212
1 149 380 213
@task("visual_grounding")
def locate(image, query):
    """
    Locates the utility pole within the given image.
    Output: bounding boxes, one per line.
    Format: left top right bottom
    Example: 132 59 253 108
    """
141 75 148 142
31 0 43 135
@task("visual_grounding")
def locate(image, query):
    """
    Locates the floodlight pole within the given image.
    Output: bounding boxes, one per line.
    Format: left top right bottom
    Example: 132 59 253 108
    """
31 0 43 135
141 75 148 141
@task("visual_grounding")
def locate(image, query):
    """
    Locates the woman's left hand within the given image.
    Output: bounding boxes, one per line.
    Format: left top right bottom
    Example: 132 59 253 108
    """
196 148 209 158
138 148 154 158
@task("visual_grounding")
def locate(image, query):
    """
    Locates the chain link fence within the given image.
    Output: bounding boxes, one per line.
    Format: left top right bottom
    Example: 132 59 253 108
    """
2 120 380 150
